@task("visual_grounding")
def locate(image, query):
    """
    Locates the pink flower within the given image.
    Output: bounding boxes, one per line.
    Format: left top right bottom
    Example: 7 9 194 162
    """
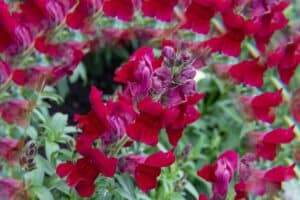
126 97 165 146
197 150 239 199
57 149 118 197
103 0 134 21
267 36 300 84
120 151 175 192
249 126 295 160
0 178 27 200
238 90 283 123
141 0 178 22
229 59 267 88
0 99 31 128
0 138 24 164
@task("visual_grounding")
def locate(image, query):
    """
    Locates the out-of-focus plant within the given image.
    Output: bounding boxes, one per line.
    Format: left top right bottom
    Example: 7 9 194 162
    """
0 0 299 200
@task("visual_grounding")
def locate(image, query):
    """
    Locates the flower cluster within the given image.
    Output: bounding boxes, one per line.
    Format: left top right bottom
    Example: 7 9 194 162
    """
0 0 298 199
57 43 204 197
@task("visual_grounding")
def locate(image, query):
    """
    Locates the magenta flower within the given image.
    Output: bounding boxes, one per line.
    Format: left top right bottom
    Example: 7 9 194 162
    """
197 150 239 199
120 151 175 192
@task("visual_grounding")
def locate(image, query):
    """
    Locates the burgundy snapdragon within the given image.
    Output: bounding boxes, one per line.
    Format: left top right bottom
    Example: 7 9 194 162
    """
120 150 175 192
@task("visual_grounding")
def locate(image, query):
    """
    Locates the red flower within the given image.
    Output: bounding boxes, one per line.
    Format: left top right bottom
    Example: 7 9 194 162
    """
66 0 102 29
267 37 300 84
249 126 295 160
252 1 289 52
201 11 256 57
0 178 27 200
0 99 31 128
0 138 24 164
164 93 205 146
141 0 178 22
57 149 118 197
229 59 267 88
103 0 134 21
120 151 175 192
238 90 283 123
127 97 165 146
197 150 239 199
181 0 234 34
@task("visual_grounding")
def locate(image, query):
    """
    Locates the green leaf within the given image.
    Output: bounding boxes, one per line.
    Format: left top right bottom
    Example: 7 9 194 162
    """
185 181 199 199
35 155 55 175
31 185 54 200
45 141 59 161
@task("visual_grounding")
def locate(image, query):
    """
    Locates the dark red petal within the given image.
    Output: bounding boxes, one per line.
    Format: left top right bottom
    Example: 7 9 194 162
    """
91 149 118 177
256 142 277 160
264 164 296 182
135 164 161 192
197 164 214 182
262 126 295 144
75 181 95 197
56 162 74 178
144 151 175 167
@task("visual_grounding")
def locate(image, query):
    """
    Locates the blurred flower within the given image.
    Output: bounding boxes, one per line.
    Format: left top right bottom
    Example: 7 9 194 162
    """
291 88 300 123
0 99 31 128
0 178 27 200
200 11 256 57
141 0 178 22
197 150 239 199
103 0 134 21
249 126 295 160
66 0 102 29
120 150 175 192
0 138 24 164
238 90 282 123
0 61 11 85
267 36 300 85
229 59 267 88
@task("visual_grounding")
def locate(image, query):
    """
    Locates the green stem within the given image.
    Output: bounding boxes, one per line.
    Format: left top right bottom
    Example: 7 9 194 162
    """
109 136 130 157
